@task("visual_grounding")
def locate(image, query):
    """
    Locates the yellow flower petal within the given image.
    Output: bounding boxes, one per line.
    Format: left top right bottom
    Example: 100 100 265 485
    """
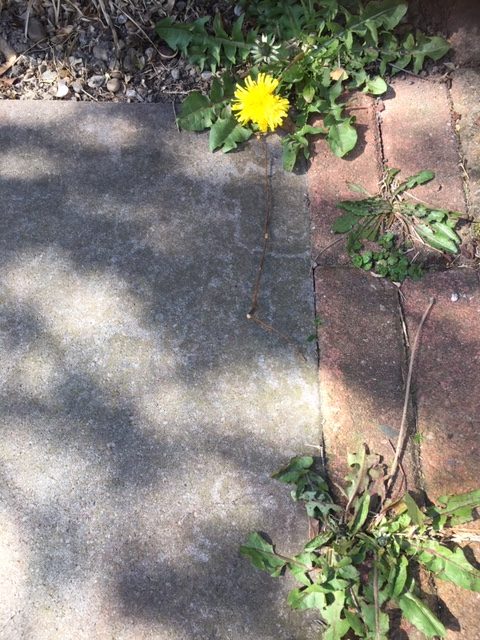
232 73 289 133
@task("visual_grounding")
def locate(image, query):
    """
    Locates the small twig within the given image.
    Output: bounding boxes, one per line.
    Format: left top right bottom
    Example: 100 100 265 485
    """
248 138 272 317
24 0 34 40
313 237 343 264
171 101 179 132
384 297 435 499
110 0 167 67
248 315 307 362
81 87 99 102
93 0 120 54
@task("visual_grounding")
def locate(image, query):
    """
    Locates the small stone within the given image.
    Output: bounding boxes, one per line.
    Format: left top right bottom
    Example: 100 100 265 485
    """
176 1 186 10
93 45 109 62
125 88 137 98
41 69 57 83
87 74 105 89
55 82 69 98
72 80 83 93
170 68 180 81
234 4 244 16
201 71 212 81
27 17 46 42
451 292 459 302
106 77 121 93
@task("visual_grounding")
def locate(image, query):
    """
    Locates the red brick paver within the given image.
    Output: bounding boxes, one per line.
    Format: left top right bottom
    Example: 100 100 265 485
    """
380 78 465 213
310 76 480 639
402 271 480 639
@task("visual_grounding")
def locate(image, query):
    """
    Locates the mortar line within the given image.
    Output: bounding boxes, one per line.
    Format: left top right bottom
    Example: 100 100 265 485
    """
310 262 327 473
395 287 442 611
443 77 471 215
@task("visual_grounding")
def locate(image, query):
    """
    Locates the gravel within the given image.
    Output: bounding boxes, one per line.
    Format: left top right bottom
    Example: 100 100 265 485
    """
0 0 235 102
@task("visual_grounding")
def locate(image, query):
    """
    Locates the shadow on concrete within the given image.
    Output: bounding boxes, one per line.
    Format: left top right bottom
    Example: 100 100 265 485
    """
0 103 320 639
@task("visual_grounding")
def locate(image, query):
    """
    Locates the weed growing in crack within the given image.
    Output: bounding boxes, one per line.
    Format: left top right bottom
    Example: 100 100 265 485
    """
240 452 480 639
240 301 480 639
333 168 466 282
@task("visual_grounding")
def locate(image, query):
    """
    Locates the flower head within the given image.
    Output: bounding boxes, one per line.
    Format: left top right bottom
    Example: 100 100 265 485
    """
232 73 290 133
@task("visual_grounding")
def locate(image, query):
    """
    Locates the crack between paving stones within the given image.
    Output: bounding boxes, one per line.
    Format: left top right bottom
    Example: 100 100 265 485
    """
395 288 443 615
444 78 472 216
310 262 327 474
396 290 426 499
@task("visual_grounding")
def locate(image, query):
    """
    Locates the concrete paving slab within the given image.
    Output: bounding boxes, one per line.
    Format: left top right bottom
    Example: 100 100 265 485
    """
0 102 320 640
402 270 480 639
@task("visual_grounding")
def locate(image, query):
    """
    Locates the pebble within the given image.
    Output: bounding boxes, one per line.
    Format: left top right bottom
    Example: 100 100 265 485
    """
106 77 121 93
41 69 57 83
170 68 180 81
201 71 212 81
176 1 186 9
87 74 105 89
234 3 244 16
27 17 46 42
55 82 69 98
72 80 83 93
451 292 459 302
93 45 109 62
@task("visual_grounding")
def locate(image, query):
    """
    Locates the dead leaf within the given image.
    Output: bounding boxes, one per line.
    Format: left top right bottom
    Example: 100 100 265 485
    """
330 67 348 82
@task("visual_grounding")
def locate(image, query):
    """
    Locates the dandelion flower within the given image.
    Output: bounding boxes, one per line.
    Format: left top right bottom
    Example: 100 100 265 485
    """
232 73 290 133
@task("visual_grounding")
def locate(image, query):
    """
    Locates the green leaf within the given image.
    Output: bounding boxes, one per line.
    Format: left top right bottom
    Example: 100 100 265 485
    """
288 584 327 610
239 532 286 576
282 141 300 172
289 552 314 586
177 92 216 131
327 121 358 157
431 488 480 526
415 224 459 254
332 213 359 233
394 170 435 194
416 541 480 591
361 0 408 31
364 76 388 95
349 492 371 534
272 456 314 484
282 63 305 83
322 591 351 640
156 17 196 52
391 554 409 597
347 182 370 195
304 531 333 551
397 592 446 638
401 493 426 526
359 601 389 639
411 35 450 74
208 114 251 152
303 84 316 103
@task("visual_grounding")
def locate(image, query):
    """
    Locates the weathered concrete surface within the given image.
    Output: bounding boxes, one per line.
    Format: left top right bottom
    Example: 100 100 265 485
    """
0 102 320 639
402 270 480 640
450 69 480 223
